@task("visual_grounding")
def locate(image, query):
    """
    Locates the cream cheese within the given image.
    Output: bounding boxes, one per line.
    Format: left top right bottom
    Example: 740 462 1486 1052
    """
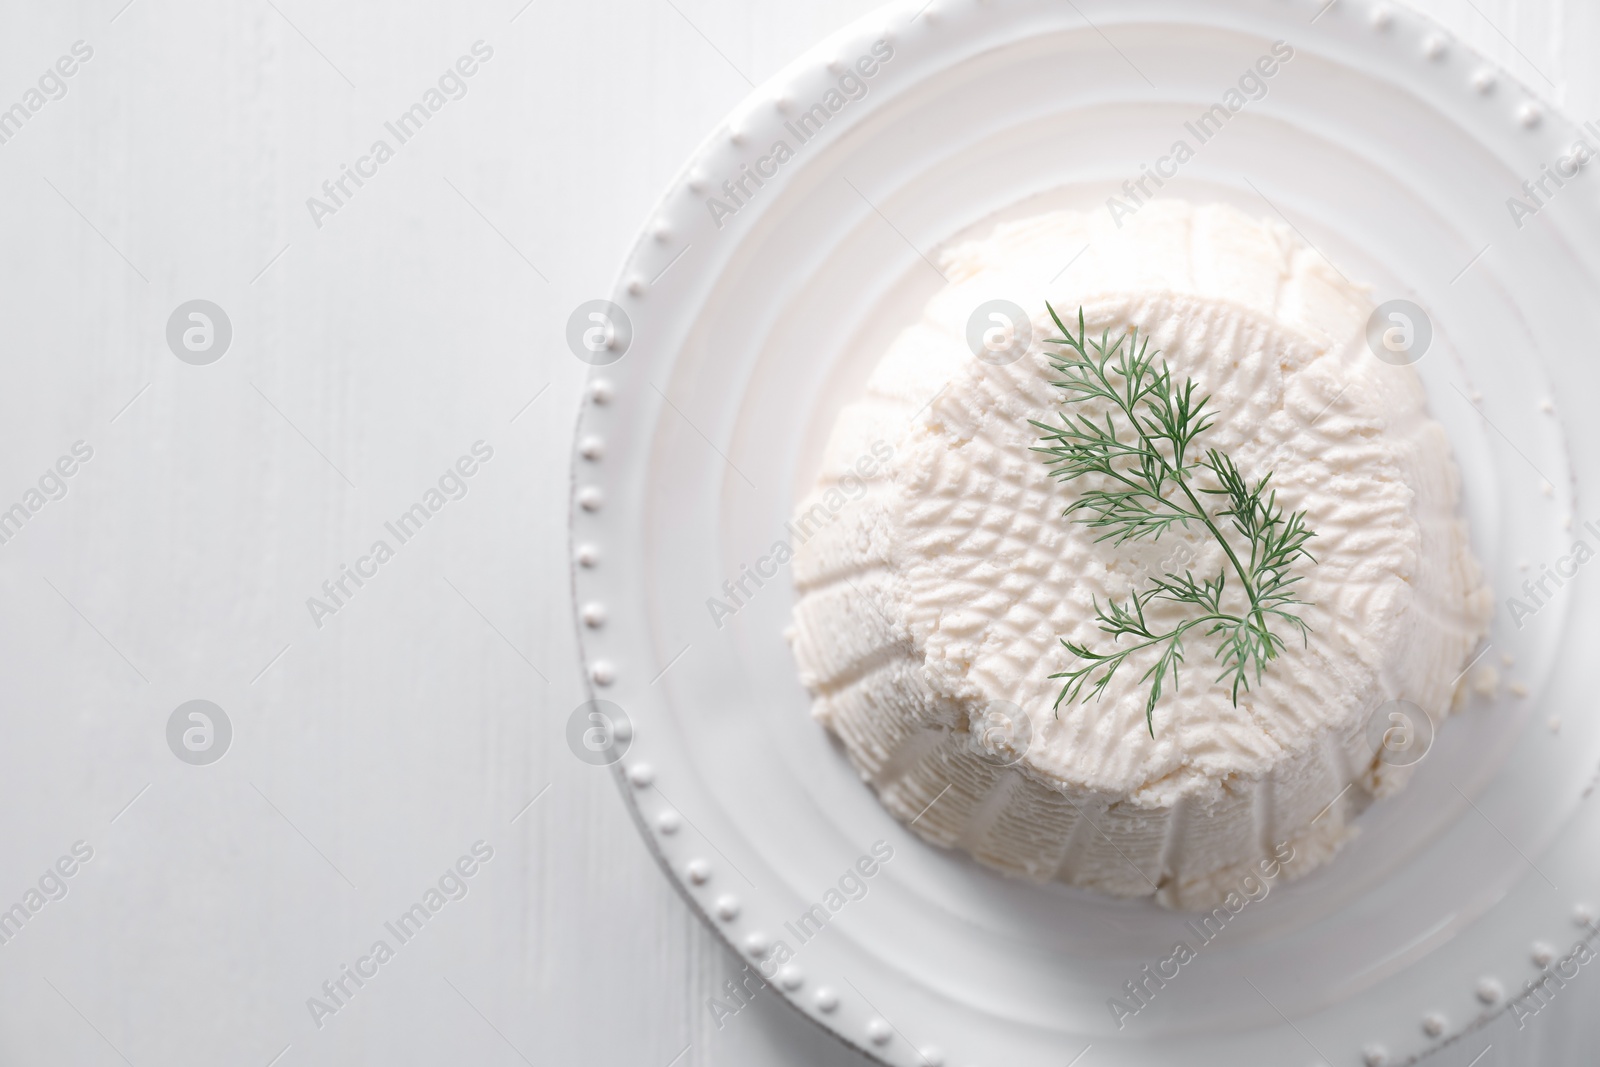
787 201 1492 909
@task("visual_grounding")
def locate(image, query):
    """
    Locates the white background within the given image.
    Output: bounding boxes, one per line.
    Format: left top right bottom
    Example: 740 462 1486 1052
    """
0 1 1592 1065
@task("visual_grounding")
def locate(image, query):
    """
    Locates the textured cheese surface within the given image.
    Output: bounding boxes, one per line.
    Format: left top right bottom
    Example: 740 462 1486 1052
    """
787 201 1493 909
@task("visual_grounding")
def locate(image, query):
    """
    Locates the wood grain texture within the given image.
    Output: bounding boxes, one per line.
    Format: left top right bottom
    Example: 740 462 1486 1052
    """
0 1 1588 1065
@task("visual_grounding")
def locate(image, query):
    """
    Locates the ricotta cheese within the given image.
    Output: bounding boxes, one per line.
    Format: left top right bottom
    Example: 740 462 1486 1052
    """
787 201 1493 909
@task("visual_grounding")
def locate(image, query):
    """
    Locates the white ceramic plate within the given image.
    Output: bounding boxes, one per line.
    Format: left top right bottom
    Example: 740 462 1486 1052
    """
570 1 1600 1063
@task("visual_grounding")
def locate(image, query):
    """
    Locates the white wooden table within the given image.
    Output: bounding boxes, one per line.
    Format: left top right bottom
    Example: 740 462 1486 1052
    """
0 1 1590 1064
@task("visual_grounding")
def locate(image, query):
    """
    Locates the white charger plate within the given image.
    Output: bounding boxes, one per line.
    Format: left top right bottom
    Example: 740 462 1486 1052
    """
570 1 1600 1063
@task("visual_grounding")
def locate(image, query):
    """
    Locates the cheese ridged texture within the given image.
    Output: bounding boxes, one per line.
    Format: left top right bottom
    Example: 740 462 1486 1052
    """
787 201 1492 909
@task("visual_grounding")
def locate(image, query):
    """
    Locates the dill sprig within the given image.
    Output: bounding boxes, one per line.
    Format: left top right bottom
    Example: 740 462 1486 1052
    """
1029 305 1316 738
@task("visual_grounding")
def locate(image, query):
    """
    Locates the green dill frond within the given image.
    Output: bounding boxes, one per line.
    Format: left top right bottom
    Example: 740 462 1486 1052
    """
1037 303 1317 737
